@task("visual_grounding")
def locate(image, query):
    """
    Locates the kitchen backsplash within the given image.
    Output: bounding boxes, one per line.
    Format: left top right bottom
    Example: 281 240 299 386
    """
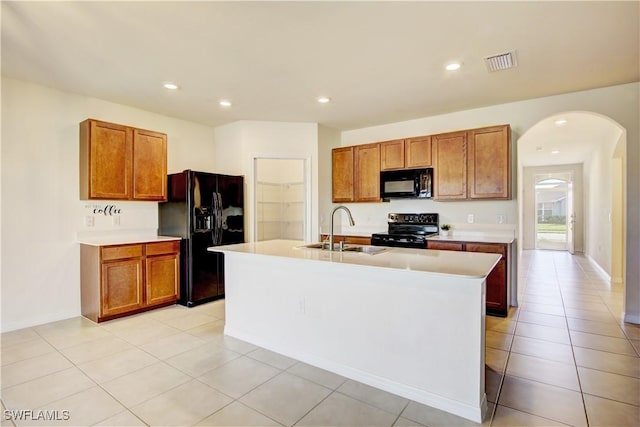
78 200 159 232
323 198 517 236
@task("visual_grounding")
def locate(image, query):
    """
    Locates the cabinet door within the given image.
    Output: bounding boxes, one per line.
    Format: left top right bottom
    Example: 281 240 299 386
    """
146 253 179 306
405 136 432 168
427 241 464 251
380 139 405 170
432 132 467 200
83 120 133 200
332 147 354 202
354 143 380 202
485 259 507 315
467 125 510 199
466 243 507 316
132 128 167 201
101 258 144 317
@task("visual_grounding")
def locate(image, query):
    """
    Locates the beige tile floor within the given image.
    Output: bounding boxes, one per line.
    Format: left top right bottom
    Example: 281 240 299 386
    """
1 250 639 426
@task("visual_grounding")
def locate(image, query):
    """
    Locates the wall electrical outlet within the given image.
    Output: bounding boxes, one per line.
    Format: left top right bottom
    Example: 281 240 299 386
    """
112 215 120 226
85 216 94 227
497 214 506 224
467 214 474 224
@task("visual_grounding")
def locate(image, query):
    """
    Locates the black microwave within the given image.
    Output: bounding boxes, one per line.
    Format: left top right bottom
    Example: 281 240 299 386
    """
380 168 433 200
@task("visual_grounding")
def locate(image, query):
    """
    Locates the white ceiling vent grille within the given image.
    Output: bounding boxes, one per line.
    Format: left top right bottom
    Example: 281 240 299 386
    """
484 50 518 72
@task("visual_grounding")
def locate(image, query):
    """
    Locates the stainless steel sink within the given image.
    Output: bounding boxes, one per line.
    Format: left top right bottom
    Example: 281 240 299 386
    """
342 245 387 255
298 242 342 250
297 243 386 255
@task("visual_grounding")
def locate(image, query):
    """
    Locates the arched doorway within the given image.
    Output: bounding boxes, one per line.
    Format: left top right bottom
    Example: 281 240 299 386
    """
517 111 626 283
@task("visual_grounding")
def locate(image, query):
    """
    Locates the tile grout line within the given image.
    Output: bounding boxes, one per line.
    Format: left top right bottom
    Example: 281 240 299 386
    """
485 260 534 426
554 252 592 427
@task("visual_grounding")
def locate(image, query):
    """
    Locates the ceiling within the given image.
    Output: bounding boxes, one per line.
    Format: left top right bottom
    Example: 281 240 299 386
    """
2 1 638 133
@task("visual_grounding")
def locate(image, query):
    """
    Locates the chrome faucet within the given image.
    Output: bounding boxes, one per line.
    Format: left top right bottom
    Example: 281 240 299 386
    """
329 205 355 251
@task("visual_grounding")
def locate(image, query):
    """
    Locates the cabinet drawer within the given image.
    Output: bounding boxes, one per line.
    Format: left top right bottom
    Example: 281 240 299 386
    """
465 243 506 257
427 241 464 251
102 244 143 261
320 235 372 246
146 240 180 256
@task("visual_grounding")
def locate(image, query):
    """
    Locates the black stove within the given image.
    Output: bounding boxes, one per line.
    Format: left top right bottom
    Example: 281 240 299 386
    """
371 213 439 249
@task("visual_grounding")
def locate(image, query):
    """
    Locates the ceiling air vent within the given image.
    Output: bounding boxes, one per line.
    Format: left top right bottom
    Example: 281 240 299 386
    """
484 50 518 72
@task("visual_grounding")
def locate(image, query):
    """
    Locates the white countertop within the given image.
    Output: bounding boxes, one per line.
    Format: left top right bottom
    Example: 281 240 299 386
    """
213 239 500 278
77 234 181 246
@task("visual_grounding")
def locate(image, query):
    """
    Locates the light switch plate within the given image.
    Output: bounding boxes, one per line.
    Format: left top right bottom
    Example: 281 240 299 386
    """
467 214 474 224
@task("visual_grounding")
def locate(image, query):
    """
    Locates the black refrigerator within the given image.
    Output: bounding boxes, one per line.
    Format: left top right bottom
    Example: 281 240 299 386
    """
158 170 244 307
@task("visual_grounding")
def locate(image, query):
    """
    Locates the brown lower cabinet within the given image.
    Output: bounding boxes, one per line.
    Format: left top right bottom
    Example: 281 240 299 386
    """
427 240 510 317
81 240 180 322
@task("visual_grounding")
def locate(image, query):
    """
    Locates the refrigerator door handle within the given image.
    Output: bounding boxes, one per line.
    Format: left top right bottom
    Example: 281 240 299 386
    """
215 192 224 245
211 192 218 246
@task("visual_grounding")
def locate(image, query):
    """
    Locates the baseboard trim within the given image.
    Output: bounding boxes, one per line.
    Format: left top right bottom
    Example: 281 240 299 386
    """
586 255 612 283
1 310 81 333
623 312 640 325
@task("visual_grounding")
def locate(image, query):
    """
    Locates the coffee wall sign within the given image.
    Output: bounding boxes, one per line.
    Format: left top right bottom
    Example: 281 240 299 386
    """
85 204 122 216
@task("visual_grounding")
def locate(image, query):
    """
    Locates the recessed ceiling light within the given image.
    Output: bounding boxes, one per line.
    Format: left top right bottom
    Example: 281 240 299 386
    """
554 119 568 126
163 82 179 90
317 96 331 104
445 63 461 71
219 100 232 107
551 149 560 154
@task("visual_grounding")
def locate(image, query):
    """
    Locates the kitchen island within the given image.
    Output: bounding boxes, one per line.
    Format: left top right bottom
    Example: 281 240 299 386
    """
212 239 500 423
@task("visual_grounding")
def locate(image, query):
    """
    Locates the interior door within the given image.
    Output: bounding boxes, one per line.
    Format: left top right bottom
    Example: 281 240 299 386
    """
567 179 575 255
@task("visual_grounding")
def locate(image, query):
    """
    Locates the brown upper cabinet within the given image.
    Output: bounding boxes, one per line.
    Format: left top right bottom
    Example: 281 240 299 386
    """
354 143 381 202
432 124 511 200
380 136 432 171
467 125 511 199
332 146 354 202
432 131 468 200
80 119 167 201
331 143 380 202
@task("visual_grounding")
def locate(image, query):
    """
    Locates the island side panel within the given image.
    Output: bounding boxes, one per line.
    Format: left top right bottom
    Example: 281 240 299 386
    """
221 250 487 423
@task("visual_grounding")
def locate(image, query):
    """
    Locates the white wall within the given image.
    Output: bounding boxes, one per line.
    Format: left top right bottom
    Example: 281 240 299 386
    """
341 82 639 322
1 78 216 332
611 136 626 285
318 125 342 233
212 121 320 243
584 138 617 273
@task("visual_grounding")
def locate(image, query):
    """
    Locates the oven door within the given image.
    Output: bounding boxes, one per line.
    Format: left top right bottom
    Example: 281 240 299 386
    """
371 234 426 249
